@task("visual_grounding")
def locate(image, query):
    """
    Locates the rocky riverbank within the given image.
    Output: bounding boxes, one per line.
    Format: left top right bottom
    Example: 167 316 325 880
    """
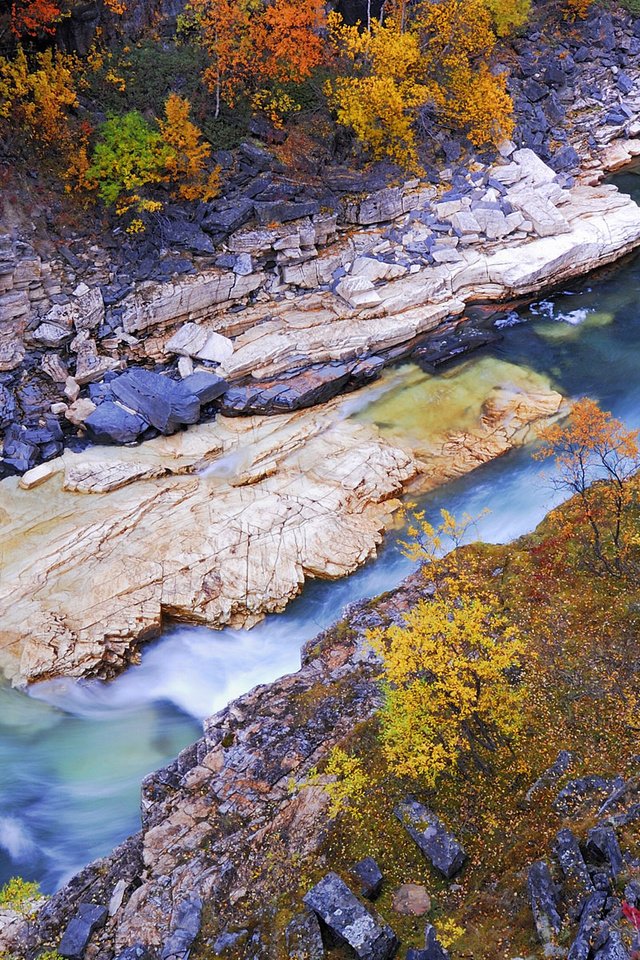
3 8 640 477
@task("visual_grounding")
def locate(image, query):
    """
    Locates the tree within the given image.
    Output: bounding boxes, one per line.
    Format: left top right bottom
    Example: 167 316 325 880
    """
370 582 525 786
158 92 220 201
536 398 640 575
325 11 428 171
192 0 325 120
9 0 62 39
86 110 168 221
485 0 532 36
0 45 78 152
419 0 514 148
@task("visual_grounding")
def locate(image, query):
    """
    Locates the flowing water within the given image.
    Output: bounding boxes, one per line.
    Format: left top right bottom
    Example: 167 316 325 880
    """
3 169 640 893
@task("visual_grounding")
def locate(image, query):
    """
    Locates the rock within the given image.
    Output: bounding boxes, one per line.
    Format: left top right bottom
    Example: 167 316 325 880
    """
528 861 563 944
554 778 618 815
64 377 81 402
585 827 624 878
422 924 451 960
115 947 156 960
73 335 120 385
392 884 431 916
84 401 148 445
32 321 73 348
181 371 227 405
395 798 467 880
254 200 319 224
2 425 40 472
165 323 234 364
0 399 417 682
593 929 630 960
345 188 404 225
285 910 325 960
568 892 607 960
177 357 194 379
110 369 200 435
58 902 108 959
351 857 383 900
335 276 382 309
303 872 398 960
202 199 254 236
41 353 69 383
525 750 574 803
159 896 202 960
220 359 383 416
65 398 97 426
554 828 594 921
19 461 58 490
162 219 215 256
0 383 16 429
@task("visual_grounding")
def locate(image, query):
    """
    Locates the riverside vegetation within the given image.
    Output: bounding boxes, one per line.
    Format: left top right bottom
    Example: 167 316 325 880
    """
0 0 636 232
4 399 640 958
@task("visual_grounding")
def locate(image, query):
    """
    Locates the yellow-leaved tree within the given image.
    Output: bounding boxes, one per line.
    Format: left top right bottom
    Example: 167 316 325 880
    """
158 92 220 201
485 0 532 36
325 10 428 171
370 581 525 786
419 0 514 148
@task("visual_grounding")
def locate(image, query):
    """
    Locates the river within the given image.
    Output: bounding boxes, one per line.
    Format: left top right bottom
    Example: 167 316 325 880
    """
2 169 640 893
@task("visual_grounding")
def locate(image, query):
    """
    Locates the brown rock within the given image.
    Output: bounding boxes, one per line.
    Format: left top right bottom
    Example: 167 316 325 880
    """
392 884 432 916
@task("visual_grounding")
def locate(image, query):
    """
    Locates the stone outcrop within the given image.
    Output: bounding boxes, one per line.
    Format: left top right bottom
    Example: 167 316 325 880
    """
0 359 562 686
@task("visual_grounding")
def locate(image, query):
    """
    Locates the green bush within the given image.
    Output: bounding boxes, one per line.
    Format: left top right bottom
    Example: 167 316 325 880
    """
87 111 169 210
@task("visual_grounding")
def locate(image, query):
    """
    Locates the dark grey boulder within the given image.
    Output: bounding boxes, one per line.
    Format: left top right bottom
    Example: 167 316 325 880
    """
422 924 451 960
285 910 325 960
115 946 156 960
202 199 254 237
2 424 40 472
554 777 618 815
593 928 630 960
212 930 248 955
181 371 228 405
303 872 398 960
568 891 607 960
160 896 202 960
527 861 562 943
161 220 215 256
395 798 467 880
0 383 16 429
586 826 624 878
58 901 108 959
253 200 319 224
85 401 147 444
554 828 594 921
111 369 200 435
351 857 383 900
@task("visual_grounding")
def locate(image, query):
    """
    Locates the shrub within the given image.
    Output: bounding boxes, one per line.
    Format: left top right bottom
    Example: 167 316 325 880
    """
0 876 42 913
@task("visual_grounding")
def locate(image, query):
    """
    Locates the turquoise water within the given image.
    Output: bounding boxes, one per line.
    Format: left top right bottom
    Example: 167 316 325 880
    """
3 175 640 893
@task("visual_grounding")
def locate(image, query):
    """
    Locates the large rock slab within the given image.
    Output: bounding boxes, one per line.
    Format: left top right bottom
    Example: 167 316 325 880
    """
527 861 563 943
395 798 467 879
110 369 201 435
303 872 398 960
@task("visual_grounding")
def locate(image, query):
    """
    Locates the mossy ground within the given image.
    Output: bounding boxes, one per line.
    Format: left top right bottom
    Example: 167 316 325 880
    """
194 486 640 958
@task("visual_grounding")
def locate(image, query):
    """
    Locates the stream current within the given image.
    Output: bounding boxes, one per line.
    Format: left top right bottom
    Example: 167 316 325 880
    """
3 171 640 892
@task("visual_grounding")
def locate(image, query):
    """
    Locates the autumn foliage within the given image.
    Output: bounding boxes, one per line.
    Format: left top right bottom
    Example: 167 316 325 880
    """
536 398 640 575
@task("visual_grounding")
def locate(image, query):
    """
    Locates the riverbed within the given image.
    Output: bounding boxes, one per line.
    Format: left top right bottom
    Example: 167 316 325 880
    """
2 169 640 893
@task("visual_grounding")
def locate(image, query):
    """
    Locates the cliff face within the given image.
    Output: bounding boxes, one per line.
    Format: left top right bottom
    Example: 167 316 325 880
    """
56 0 189 55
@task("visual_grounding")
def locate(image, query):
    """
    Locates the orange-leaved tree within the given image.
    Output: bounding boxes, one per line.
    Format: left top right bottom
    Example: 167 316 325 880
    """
9 0 63 39
158 92 221 201
536 398 640 576
191 0 325 120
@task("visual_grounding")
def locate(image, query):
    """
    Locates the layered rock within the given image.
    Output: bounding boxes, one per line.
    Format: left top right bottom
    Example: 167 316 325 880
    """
0 358 562 686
